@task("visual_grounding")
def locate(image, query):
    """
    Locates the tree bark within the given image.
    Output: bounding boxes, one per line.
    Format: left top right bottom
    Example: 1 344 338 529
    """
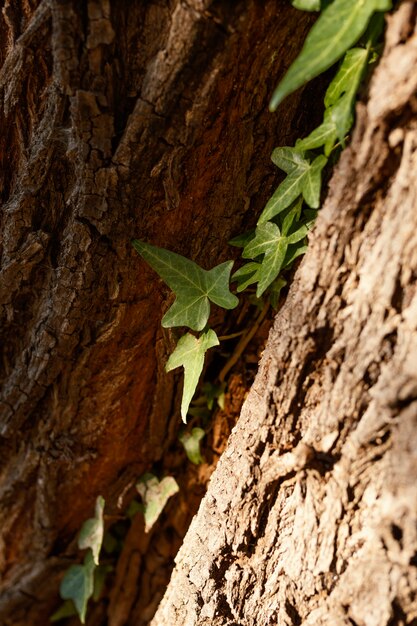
0 1 319 625
152 4 417 625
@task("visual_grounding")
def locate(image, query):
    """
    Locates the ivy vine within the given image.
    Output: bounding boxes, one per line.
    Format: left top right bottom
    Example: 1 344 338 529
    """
133 0 391 423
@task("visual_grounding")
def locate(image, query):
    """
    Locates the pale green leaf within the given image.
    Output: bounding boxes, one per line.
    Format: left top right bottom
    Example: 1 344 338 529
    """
50 600 78 622
136 474 179 532
292 0 321 9
78 496 105 566
232 262 261 292
60 552 95 624
281 201 303 236
243 222 281 259
132 240 238 332
228 230 255 248
298 47 369 155
258 150 327 224
166 329 219 421
257 238 288 297
179 427 206 465
270 0 392 110
241 222 289 296
286 224 309 244
324 47 369 108
283 243 308 268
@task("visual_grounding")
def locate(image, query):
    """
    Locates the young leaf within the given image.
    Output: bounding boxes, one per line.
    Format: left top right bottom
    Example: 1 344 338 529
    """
50 600 78 622
179 427 206 465
283 242 309 269
242 222 287 297
243 222 281 259
132 240 238 332
292 0 321 10
270 0 392 110
242 221 310 297
232 262 262 292
228 230 255 248
136 474 179 533
59 552 95 624
258 149 327 224
78 495 105 566
166 329 219 422
298 47 369 155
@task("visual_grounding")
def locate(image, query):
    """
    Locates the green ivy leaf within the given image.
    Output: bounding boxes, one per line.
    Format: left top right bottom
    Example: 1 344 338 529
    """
270 0 392 110
136 474 179 532
243 221 309 297
78 496 105 566
132 240 238 332
228 230 255 248
297 47 369 154
166 329 219 421
59 552 95 624
50 600 78 622
243 223 288 297
179 427 206 465
258 149 327 224
232 262 262 292
292 0 321 10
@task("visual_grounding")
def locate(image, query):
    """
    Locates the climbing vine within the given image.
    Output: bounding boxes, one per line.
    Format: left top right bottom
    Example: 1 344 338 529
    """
133 0 392 422
54 2 392 621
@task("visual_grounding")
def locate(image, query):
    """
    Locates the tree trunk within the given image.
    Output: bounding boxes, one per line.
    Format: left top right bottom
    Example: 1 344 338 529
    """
152 4 417 625
0 1 320 625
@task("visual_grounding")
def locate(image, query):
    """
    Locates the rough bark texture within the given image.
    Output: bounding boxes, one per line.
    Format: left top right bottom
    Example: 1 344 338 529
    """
0 1 320 624
152 5 417 625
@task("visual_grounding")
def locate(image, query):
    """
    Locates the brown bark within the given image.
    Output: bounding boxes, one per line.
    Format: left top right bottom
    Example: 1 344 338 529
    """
152 4 417 625
0 1 319 624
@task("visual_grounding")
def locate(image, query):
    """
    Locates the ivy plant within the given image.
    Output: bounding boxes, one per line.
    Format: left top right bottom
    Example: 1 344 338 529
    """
52 496 105 623
133 0 391 423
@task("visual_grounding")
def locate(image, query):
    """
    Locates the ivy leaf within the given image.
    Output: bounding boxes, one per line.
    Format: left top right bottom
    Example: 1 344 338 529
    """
59 552 95 624
166 329 219 422
292 0 321 10
136 474 179 533
242 222 288 297
132 240 238 332
258 149 327 224
179 427 206 465
270 0 392 110
78 496 105 566
228 230 255 248
243 221 309 297
283 243 308 269
50 600 78 622
297 47 369 154
232 262 262 292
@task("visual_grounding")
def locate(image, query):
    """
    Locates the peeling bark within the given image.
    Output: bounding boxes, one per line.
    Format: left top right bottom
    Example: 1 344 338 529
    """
153 5 417 625
0 1 320 624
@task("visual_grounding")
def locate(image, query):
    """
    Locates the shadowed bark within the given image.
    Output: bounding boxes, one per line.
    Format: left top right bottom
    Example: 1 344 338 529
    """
152 4 417 625
0 1 321 624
